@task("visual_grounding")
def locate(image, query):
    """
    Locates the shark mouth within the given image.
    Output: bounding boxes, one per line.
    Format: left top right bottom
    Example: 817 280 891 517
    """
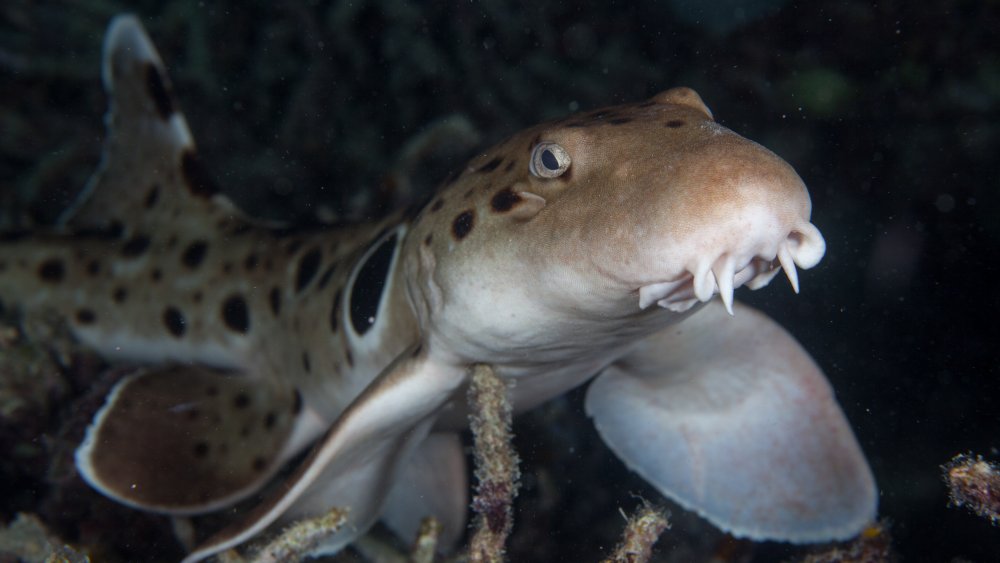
638 238 814 316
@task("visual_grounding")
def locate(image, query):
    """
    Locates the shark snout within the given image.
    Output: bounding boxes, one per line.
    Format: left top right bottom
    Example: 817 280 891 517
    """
635 142 827 314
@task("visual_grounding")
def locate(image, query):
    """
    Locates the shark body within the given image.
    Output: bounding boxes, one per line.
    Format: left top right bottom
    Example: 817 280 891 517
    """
0 16 876 561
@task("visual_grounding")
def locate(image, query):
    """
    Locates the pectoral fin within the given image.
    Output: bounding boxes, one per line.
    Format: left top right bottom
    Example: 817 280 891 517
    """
182 345 467 563
381 432 468 550
585 300 876 542
75 365 299 514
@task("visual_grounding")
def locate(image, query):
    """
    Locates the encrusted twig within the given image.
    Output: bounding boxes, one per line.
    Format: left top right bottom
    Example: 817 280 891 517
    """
944 453 1000 525
601 503 670 563
793 521 894 563
467 364 520 563
409 516 442 563
0 512 89 563
245 507 348 563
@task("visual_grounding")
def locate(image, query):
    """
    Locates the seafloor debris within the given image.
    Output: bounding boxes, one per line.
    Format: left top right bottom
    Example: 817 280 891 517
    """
793 521 894 563
944 453 1000 525
600 503 670 563
467 364 520 563
0 512 89 563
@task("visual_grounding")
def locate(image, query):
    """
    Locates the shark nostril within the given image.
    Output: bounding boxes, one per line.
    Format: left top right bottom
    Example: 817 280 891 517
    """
784 223 826 270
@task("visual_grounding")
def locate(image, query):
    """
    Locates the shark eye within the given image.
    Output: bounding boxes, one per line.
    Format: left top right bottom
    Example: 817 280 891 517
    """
529 142 571 178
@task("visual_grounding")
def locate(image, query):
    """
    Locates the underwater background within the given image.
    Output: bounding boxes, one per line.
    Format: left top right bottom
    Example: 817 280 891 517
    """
1 0 999 561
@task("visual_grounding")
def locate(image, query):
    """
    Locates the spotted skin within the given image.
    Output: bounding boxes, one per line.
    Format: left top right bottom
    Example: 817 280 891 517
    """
0 15 875 562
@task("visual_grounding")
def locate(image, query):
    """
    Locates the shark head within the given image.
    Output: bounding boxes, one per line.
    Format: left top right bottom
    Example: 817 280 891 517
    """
403 87 825 363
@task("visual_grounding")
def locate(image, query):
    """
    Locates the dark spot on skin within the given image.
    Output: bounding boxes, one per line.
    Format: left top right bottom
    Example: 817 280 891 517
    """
75 309 96 324
430 198 444 213
221 294 250 334
182 240 208 269
317 264 337 290
244 253 259 271
411 344 423 358
164 307 186 337
166 235 178 249
491 188 523 213
345 349 354 368
349 234 398 335
185 408 200 421
264 411 277 430
121 235 151 258
234 392 250 409
113 287 128 303
464 188 474 199
452 210 475 240
292 390 302 414
181 150 220 197
240 424 251 437
38 259 65 283
424 233 433 246
206 385 219 397
222 262 234 274
151 268 163 282
192 291 203 303
666 119 686 128
144 185 160 209
145 63 174 120
269 287 281 316
530 135 541 151
504 160 516 172
86 259 101 276
478 156 503 173
302 352 311 373
192 441 209 459
330 288 342 333
295 248 322 293
252 457 267 472
609 117 632 125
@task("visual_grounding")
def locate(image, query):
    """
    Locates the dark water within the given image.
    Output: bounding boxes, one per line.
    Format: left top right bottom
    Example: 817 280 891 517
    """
2 1 998 561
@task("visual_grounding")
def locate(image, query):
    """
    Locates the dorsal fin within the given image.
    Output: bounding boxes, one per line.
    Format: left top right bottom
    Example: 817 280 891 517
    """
59 15 254 237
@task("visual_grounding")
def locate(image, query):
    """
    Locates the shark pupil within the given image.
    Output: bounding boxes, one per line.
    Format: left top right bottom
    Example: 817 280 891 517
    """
349 233 398 335
541 149 559 170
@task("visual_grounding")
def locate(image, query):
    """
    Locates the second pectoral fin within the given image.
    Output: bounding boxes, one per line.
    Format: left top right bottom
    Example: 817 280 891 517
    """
183 345 468 563
75 365 299 514
381 431 468 550
585 300 876 543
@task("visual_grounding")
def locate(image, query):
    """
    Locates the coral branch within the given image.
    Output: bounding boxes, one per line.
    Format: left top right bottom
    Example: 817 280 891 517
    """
467 364 520 563
600 503 670 563
794 521 893 563
944 453 1000 525
409 516 441 563
246 507 348 563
